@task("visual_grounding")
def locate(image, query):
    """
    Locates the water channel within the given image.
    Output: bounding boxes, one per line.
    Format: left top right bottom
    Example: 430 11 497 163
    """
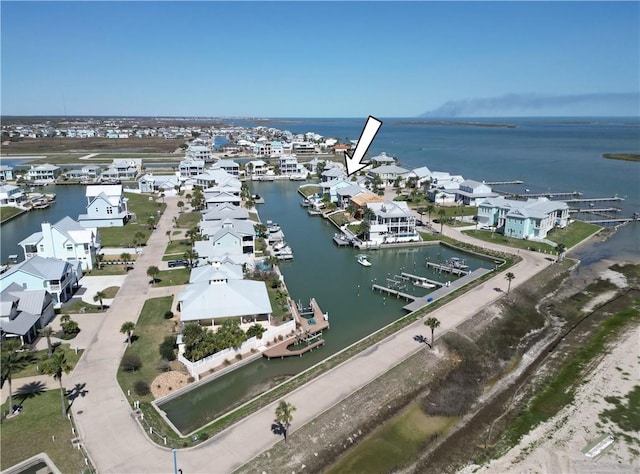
159 181 495 434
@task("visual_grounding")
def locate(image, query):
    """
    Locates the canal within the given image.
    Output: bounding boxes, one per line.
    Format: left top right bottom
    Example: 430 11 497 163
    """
158 181 494 434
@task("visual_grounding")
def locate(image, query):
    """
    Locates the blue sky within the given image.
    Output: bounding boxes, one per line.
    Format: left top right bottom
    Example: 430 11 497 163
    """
1 1 639 117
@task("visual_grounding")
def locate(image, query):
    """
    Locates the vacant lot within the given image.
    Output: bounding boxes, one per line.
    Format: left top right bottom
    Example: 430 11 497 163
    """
2 137 186 153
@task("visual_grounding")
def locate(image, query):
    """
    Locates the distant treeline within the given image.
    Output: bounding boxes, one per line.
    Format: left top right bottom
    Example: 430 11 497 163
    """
602 153 640 162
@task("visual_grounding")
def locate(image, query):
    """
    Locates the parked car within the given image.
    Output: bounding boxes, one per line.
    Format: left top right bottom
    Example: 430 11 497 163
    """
167 259 187 268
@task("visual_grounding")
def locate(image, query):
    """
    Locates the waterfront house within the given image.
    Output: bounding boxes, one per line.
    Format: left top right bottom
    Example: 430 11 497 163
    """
18 217 100 271
369 152 396 166
26 164 61 182
245 160 268 178
204 191 242 209
138 174 180 193
292 142 316 155
179 157 206 178
101 158 142 180
77 184 129 228
211 159 240 177
365 201 418 243
0 284 55 345
191 169 240 190
321 167 348 183
408 166 433 188
429 189 458 205
202 203 250 221
278 155 302 176
0 165 14 182
0 256 80 305
367 164 410 188
477 196 570 240
0 185 26 206
455 180 498 206
269 141 284 157
178 271 272 326
335 184 368 208
198 218 255 256
349 192 385 215
252 141 271 157
81 164 102 180
319 179 353 204
186 144 212 163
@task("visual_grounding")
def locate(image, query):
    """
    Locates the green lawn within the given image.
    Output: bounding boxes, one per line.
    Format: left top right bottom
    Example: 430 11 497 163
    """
99 193 166 247
546 221 601 248
0 390 88 473
153 268 191 287
59 299 107 314
461 230 556 252
84 264 128 276
266 285 289 320
116 296 174 402
12 344 84 379
101 286 120 298
0 206 25 223
176 212 201 229
164 240 192 255
299 185 320 197
329 212 352 227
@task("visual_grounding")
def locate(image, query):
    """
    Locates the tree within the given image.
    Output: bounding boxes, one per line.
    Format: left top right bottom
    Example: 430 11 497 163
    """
183 249 199 267
120 321 135 346
355 220 370 239
38 326 55 359
166 230 172 242
186 226 202 245
424 317 441 347
134 231 146 250
93 291 107 310
60 314 79 336
426 204 435 223
120 252 131 263
437 209 446 233
275 400 296 443
95 253 104 270
1 341 31 412
160 192 165 203
246 324 266 340
505 272 516 294
146 216 156 230
147 265 160 284
41 351 72 415
177 201 185 213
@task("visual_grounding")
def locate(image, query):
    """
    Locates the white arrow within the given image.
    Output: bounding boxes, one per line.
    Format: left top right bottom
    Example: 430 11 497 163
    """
344 116 383 176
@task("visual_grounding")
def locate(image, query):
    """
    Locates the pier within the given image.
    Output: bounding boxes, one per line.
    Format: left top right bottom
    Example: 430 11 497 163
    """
483 180 524 185
569 207 621 213
371 284 417 301
263 298 329 359
425 261 470 276
400 272 442 287
564 196 625 204
499 191 582 200
333 233 352 246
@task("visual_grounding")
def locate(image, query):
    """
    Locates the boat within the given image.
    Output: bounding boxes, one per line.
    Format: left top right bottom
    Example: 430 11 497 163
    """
268 223 281 233
272 241 288 251
447 257 469 269
413 280 435 289
356 254 372 267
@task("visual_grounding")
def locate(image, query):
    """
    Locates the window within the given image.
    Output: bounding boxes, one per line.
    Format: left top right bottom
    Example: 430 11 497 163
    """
107 207 113 215
66 244 73 250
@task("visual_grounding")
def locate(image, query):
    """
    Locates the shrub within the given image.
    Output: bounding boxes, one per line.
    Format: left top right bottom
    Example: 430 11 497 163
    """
157 359 171 372
134 380 150 396
121 354 142 372
199 432 209 441
164 311 174 320
246 323 266 339
187 376 195 383
159 335 177 361
235 353 242 360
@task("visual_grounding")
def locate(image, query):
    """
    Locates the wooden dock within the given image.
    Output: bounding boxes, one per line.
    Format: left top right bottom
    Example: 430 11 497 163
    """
569 207 621 213
333 234 352 246
565 196 625 204
400 272 442 287
263 298 329 359
426 261 470 276
371 284 417 301
483 180 524 185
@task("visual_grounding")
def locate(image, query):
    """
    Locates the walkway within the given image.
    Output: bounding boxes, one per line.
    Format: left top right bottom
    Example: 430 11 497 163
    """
67 199 553 474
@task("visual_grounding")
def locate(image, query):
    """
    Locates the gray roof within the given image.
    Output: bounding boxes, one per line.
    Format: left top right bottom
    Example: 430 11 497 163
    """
370 152 396 162
322 168 347 178
369 165 410 175
336 184 366 197
0 311 41 336
189 264 243 284
179 280 272 321
367 201 413 218
202 204 249 221
2 255 70 281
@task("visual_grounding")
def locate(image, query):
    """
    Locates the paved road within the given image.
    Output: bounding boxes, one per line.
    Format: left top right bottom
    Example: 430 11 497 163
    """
68 199 552 474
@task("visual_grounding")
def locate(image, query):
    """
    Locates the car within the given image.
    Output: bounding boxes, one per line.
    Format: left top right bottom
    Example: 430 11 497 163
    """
167 259 187 268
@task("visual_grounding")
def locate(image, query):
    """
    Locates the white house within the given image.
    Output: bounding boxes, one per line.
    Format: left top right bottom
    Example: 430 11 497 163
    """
321 167 348 183
138 174 180 193
366 201 418 243
26 164 61 182
77 185 129 228
179 158 206 178
477 196 570 240
0 284 55 345
18 217 100 271
211 159 240 177
278 155 301 176
367 164 411 188
202 203 250 221
197 218 255 257
369 152 396 166
0 256 80 305
0 165 14 182
186 144 212 163
246 160 268 178
0 184 26 206
101 159 142 180
455 180 498 206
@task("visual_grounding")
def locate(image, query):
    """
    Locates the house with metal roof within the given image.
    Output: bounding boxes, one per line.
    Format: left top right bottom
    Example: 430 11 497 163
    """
0 165 15 182
0 283 55 344
137 174 180 193
211 159 240 177
179 157 206 178
455 179 498 206
321 167 348 183
477 196 570 240
202 203 250 221
101 159 141 180
18 217 100 271
185 144 212 163
26 164 61 182
367 164 411 188
0 255 79 305
197 218 255 259
78 185 129 228
369 152 397 166
0 184 26 206
246 160 268 178
366 201 418 243
178 276 272 326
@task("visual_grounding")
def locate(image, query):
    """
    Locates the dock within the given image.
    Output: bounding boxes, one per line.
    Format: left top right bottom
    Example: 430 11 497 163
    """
564 196 625 204
333 233 352 246
371 284 417 301
426 261 470 276
483 180 524 185
403 268 491 312
569 207 621 213
263 298 329 359
498 191 581 200
400 272 442 287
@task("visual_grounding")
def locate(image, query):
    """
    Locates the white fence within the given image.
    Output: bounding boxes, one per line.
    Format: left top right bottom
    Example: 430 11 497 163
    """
178 319 296 381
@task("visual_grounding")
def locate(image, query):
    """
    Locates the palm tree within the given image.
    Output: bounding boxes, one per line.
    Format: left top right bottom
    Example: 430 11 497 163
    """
437 209 446 234
134 231 146 250
160 192 165 203
95 253 104 270
1 341 31 412
183 249 199 267
275 400 296 443
505 272 516 294
41 351 72 415
424 317 441 346
38 326 55 358
147 265 160 284
177 201 185 213
426 204 435 224
93 290 107 310
120 321 135 346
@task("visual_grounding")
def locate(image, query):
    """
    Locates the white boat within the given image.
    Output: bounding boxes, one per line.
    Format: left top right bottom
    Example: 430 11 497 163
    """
413 280 435 289
356 254 372 267
448 257 469 269
266 221 281 233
